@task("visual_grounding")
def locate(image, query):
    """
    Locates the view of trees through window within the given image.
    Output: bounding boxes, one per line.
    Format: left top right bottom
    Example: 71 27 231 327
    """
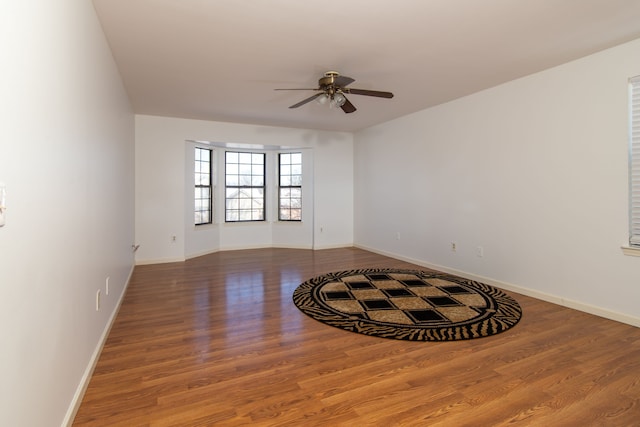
279 152 302 221
225 151 265 222
194 147 212 225
195 150 303 223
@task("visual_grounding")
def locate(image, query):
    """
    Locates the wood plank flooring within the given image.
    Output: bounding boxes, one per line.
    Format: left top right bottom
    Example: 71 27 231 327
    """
73 247 640 426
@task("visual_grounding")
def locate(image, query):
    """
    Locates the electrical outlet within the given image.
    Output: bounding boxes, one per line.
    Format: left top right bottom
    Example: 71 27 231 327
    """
476 246 484 257
451 242 457 252
96 289 101 311
396 232 401 240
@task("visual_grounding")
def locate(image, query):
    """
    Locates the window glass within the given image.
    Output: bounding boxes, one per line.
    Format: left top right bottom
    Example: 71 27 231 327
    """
279 152 302 221
194 147 212 225
629 76 640 246
225 151 265 222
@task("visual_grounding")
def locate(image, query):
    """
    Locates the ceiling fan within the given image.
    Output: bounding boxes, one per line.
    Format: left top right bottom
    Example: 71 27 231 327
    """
275 71 393 114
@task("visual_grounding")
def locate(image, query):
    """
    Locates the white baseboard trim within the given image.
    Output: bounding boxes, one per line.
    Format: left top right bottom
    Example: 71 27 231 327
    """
186 248 220 260
218 244 277 252
186 245 314 261
150 244 337 264
270 244 314 250
354 244 640 329
135 256 186 265
62 265 135 427
312 244 353 250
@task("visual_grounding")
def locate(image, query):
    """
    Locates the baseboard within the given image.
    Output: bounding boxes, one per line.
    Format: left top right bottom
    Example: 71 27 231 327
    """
135 256 186 265
271 243 314 250
61 265 135 427
185 245 313 260
143 244 347 264
312 243 353 250
186 248 220 260
354 244 640 328
219 244 277 252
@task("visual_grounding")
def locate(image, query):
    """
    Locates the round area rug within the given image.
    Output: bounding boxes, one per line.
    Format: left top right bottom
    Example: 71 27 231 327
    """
292 268 521 341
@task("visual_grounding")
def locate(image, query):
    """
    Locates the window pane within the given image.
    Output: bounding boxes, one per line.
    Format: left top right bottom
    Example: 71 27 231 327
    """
279 152 302 221
630 76 640 246
252 164 264 175
225 151 265 222
252 153 264 164
252 198 263 209
195 147 212 225
238 198 250 209
226 151 238 163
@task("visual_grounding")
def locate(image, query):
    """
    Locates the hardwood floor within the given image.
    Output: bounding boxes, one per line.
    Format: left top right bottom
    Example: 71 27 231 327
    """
73 247 640 426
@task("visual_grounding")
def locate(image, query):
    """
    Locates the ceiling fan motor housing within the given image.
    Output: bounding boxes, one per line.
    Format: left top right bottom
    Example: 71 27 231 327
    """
319 71 340 94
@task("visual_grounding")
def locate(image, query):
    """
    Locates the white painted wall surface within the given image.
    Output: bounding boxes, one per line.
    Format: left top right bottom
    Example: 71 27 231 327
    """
354 38 640 324
310 132 355 249
0 1 135 425
135 115 353 263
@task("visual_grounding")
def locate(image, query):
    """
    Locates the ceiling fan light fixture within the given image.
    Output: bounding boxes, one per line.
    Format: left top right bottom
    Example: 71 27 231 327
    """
317 94 329 105
333 92 346 107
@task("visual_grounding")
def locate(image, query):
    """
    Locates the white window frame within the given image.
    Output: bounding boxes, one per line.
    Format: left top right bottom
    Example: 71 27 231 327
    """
629 77 640 250
194 147 213 225
278 152 302 221
224 151 266 222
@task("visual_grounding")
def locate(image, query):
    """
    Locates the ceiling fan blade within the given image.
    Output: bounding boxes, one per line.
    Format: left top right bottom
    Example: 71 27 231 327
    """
334 75 355 87
346 88 394 98
274 88 318 91
341 97 357 114
289 93 323 108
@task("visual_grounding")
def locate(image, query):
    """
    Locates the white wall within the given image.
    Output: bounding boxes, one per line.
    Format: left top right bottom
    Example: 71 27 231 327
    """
0 0 135 426
135 115 353 264
354 38 640 325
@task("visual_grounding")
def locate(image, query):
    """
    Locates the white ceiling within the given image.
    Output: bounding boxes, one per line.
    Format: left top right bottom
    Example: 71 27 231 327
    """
93 0 640 132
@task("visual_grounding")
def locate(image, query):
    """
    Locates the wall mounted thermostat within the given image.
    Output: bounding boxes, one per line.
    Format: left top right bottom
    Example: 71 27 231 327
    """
0 183 6 227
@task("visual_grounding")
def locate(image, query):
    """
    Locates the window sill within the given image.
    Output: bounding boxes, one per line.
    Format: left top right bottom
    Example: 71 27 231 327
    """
193 223 216 231
621 246 640 257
